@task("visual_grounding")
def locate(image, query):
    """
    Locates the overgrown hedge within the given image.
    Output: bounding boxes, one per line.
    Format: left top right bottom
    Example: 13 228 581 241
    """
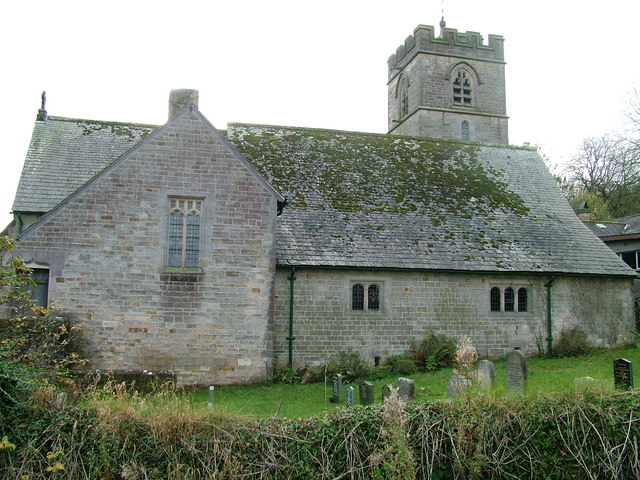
2 391 640 479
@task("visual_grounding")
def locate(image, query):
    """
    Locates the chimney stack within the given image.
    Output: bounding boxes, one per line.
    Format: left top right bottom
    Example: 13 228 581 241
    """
168 89 199 119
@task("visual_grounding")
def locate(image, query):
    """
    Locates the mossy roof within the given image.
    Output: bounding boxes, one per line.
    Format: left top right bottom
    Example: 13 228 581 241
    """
12 113 635 276
227 123 634 276
12 116 156 213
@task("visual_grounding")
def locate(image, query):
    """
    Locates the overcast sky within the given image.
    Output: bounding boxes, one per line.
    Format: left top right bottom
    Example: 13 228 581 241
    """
2 0 639 229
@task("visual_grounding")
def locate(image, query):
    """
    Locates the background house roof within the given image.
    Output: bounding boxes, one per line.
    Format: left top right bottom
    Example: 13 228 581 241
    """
585 215 640 240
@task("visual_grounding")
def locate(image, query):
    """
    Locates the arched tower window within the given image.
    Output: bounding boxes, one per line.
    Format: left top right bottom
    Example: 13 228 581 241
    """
453 69 473 106
398 76 409 118
461 121 469 141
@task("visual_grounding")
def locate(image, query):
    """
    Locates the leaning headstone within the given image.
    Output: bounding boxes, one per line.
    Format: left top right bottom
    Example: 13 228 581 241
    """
359 381 374 405
476 359 495 391
506 348 527 393
346 386 355 406
447 374 471 398
613 358 634 390
382 384 393 401
331 373 343 403
397 377 415 401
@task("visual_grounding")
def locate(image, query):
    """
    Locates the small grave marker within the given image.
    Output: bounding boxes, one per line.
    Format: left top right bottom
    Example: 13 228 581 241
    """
208 385 215 410
477 359 495 391
382 384 393 401
447 374 471 398
347 386 355 406
331 373 343 403
397 377 415 401
613 358 634 390
506 348 527 393
359 381 374 405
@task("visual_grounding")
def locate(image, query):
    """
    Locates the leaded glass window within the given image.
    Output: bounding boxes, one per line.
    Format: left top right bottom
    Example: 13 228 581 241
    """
490 287 501 312
461 120 469 141
517 288 528 312
352 284 364 310
504 287 515 312
168 198 202 268
368 284 380 310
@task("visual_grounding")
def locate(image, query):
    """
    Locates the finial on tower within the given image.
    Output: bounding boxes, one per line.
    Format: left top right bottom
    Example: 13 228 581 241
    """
36 90 48 122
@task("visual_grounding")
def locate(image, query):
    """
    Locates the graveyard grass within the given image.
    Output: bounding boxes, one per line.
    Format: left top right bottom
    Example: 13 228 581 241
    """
185 346 640 419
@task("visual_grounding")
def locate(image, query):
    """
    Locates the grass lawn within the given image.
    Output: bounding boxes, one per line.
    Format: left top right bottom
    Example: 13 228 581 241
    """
184 346 640 419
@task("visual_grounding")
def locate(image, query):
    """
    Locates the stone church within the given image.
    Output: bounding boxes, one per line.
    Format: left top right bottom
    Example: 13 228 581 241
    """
7 23 636 384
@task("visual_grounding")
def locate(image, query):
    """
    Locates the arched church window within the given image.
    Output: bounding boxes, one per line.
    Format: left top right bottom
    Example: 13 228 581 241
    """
490 287 501 311
504 287 515 312
399 79 409 118
168 198 202 268
453 69 473 106
461 120 469 141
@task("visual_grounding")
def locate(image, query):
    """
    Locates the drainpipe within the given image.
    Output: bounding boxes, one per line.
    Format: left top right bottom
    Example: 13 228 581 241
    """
16 213 23 235
545 276 556 355
286 267 297 368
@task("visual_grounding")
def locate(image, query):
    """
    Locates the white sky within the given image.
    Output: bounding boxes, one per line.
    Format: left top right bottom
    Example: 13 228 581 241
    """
2 0 639 229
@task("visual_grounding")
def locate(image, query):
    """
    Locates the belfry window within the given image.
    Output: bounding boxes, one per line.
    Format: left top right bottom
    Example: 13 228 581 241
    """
168 198 202 268
453 69 473 106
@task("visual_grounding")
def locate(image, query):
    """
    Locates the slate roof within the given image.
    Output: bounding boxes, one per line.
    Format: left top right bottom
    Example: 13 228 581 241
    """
12 116 156 213
585 214 640 240
12 114 636 277
227 123 635 276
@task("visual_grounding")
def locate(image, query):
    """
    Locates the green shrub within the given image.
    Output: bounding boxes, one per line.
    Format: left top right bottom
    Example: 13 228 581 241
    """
550 328 593 358
325 351 373 382
410 329 457 371
385 354 418 375
272 366 301 384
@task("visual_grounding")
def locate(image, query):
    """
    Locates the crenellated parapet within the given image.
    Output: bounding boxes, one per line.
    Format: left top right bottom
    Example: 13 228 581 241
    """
388 24 505 79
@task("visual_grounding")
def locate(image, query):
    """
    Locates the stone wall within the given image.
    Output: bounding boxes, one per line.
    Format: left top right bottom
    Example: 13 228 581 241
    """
273 268 635 367
15 109 278 385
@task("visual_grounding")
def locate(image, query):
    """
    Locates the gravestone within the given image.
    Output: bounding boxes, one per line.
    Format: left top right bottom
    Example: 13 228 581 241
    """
613 358 634 390
506 348 527 392
397 377 415 401
331 373 343 403
54 392 68 410
574 376 597 388
447 374 471 398
382 384 393 401
477 359 495 391
359 381 374 405
347 386 355 406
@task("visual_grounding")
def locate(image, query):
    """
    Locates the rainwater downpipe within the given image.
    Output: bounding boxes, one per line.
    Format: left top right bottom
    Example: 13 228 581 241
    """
545 276 556 355
17 213 23 235
287 267 297 368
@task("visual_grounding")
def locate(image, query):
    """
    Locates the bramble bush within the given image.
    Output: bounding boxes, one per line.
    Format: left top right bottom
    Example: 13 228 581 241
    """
550 327 593 358
0 236 86 380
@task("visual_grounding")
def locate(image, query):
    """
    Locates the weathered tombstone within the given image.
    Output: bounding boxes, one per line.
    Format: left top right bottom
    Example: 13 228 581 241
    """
208 385 215 410
447 374 471 398
476 359 495 391
613 358 634 390
359 381 374 405
506 348 527 393
54 392 68 410
331 373 343 403
574 376 597 389
346 386 355 406
382 384 393 401
397 377 415 401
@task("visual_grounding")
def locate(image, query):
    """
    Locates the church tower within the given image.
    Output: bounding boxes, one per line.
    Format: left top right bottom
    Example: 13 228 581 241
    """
388 20 508 144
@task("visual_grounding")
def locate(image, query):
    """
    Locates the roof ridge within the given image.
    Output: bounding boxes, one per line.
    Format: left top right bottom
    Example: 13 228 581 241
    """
227 122 534 150
44 115 160 129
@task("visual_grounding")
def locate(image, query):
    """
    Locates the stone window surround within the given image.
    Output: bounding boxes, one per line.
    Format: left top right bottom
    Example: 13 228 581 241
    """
349 280 384 313
166 196 204 271
490 285 529 313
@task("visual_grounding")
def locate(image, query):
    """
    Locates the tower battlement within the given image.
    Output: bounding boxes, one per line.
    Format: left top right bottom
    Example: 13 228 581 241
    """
388 24 504 79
